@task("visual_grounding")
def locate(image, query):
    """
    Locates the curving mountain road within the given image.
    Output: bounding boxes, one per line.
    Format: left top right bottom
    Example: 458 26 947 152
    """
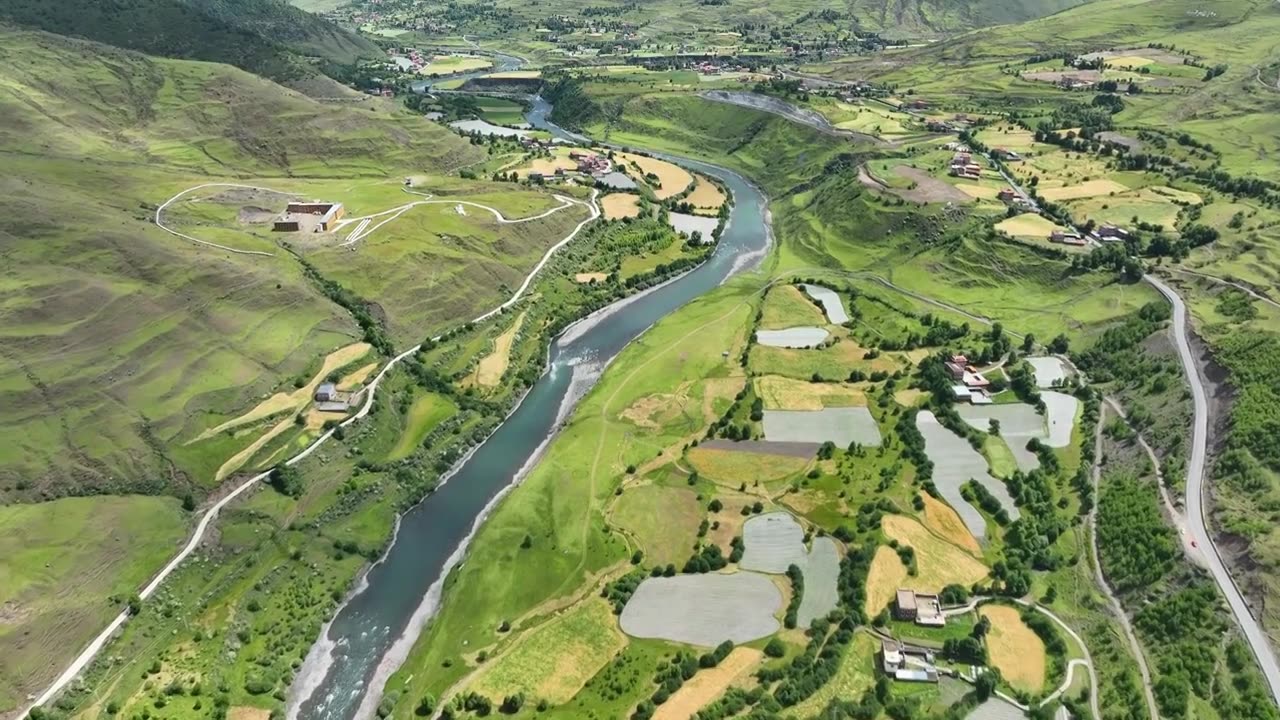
1145 273 1280 702
20 189 600 720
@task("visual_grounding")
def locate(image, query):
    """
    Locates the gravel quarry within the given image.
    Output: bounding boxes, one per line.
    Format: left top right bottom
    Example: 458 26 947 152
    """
916 411 1020 542
762 407 882 446
619 573 782 646
799 284 849 324
755 327 830 348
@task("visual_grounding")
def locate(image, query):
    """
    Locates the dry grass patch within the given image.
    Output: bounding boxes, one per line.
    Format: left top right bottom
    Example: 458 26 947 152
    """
866 546 910 616
620 382 693 430
612 484 702 567
471 597 625 704
759 284 826 330
472 312 525 387
955 183 999 200
575 272 609 283
515 155 579 178
920 494 981 556
995 213 1067 239
687 447 808 486
654 647 762 720
893 388 929 407
194 342 371 441
618 152 693 199
686 175 727 210
980 605 1046 693
337 362 378 391
709 493 754 552
228 708 270 720
303 409 348 432
880 515 989 591
754 375 868 411
1038 179 1129 201
602 192 641 219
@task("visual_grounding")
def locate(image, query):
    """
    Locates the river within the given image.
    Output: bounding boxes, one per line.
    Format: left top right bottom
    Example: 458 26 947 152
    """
289 100 773 720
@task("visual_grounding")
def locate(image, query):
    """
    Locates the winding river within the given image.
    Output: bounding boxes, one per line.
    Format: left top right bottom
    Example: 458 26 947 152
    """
289 99 773 720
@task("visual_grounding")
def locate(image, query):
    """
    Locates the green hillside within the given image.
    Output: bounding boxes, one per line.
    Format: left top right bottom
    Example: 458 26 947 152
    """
0 0 379 82
0 27 480 504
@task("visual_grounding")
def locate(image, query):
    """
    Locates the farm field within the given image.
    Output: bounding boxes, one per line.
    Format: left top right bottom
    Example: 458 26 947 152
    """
980 604 1047 693
17 0 1280 717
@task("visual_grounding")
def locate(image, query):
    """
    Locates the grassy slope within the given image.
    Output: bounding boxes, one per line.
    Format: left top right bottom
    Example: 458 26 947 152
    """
824 0 1280 180
0 0 377 83
0 28 482 501
596 93 1159 345
0 27 498 713
0 497 186 712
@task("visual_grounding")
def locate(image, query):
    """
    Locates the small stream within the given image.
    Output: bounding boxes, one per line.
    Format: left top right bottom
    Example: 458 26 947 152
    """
289 96 773 720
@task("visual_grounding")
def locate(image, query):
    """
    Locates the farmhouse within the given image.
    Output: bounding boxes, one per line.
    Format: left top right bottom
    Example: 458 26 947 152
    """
274 201 345 233
1050 230 1088 246
997 188 1016 204
948 153 982 180
893 589 946 626
1093 224 1131 243
314 383 362 413
315 383 338 402
992 148 1022 162
881 639 940 683
945 354 968 380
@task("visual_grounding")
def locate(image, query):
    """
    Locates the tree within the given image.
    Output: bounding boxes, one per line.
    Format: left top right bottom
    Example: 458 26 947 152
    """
414 695 436 717
269 463 303 497
1048 333 1070 354
764 638 787 657
500 693 525 714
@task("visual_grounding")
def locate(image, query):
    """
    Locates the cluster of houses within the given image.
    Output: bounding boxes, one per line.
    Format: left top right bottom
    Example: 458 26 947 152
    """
948 151 983 180
881 590 948 684
946 354 994 405
528 150 615 184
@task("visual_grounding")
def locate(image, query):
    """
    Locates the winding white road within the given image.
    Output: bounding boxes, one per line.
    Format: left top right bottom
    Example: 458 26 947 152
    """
20 187 600 719
1145 273 1280 702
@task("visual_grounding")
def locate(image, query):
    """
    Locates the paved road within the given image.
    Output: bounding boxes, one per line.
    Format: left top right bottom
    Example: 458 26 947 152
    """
1089 404 1161 720
20 189 600 720
1145 273 1280 702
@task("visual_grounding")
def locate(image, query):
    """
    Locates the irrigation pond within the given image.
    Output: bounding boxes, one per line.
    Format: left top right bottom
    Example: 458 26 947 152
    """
619 573 783 646
800 284 850 324
755 326 830 348
916 411 1020 543
762 407 882 446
